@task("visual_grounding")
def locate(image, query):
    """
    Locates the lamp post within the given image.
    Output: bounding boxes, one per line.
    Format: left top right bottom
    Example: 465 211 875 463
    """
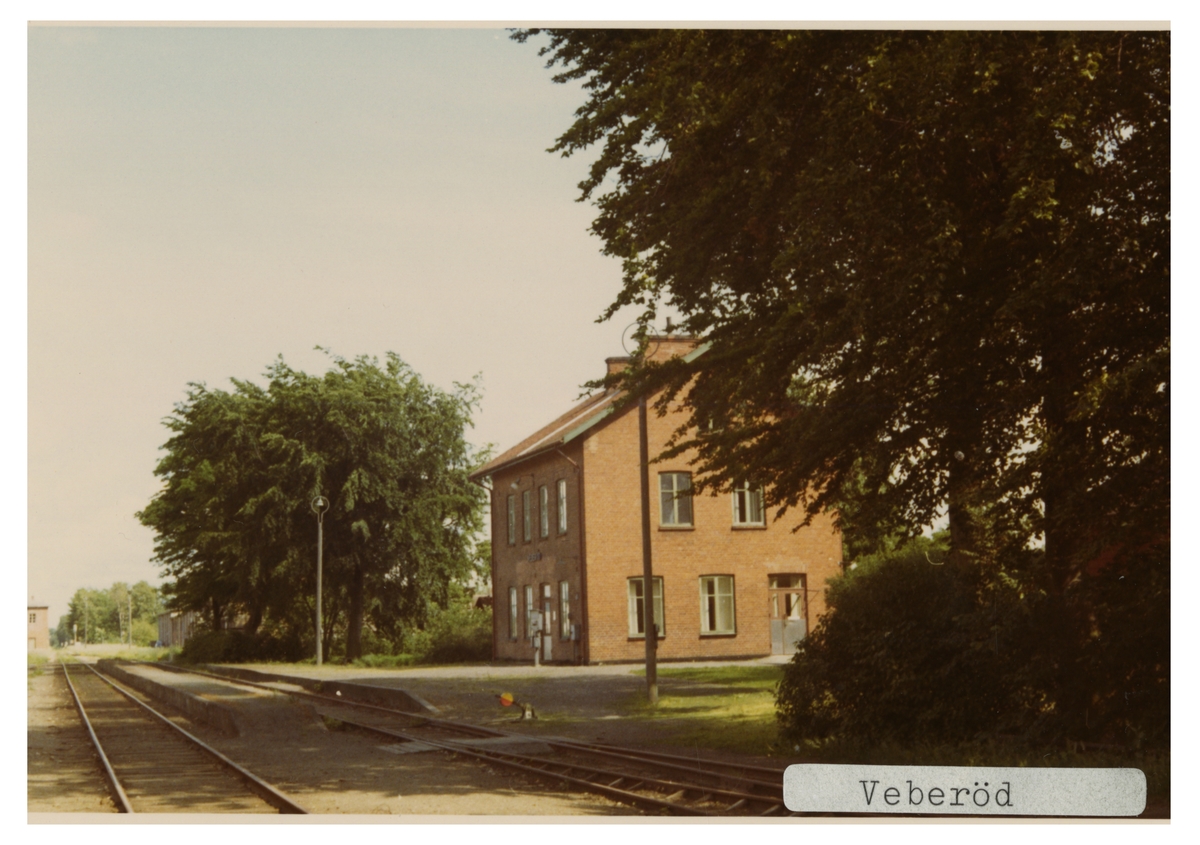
311 495 330 665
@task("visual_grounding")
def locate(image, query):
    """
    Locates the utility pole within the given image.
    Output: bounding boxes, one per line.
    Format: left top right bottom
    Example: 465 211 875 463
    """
129 593 133 647
638 394 658 704
85 595 89 645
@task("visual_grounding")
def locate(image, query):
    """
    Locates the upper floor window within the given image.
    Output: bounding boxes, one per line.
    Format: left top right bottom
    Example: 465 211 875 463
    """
732 483 765 526
508 587 519 640
557 479 568 534
506 495 516 545
627 576 665 638
522 491 532 542
539 485 550 538
699 575 736 635
659 472 693 527
29 612 37 624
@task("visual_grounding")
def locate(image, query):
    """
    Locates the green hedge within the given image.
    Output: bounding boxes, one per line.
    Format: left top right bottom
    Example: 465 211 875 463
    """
179 630 303 664
776 538 1025 746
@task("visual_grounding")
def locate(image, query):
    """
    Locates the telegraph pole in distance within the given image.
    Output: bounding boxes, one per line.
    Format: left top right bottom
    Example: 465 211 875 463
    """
638 394 658 705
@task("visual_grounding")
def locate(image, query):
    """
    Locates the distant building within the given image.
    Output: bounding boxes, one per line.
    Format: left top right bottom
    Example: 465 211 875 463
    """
469 336 844 664
156 610 199 648
28 605 49 650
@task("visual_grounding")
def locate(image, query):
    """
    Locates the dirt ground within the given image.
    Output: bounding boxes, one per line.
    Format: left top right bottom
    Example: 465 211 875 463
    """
27 665 118 813
27 655 637 816
231 659 788 767
31 655 1168 820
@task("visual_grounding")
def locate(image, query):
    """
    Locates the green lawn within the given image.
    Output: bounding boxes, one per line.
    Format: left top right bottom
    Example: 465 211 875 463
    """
623 665 786 756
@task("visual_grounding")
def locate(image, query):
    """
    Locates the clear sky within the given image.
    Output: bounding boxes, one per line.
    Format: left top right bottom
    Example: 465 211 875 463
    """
28 24 646 625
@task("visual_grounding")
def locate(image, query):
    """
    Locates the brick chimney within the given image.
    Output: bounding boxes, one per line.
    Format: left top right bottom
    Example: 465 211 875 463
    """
605 356 633 377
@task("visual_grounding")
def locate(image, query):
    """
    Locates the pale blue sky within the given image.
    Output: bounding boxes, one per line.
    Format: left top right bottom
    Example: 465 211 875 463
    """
28 25 645 623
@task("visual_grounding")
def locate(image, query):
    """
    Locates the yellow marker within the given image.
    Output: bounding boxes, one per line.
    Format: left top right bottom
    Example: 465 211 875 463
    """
498 692 515 707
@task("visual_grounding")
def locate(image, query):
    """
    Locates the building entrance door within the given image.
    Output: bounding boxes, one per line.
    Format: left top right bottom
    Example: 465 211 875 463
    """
541 584 553 662
769 574 807 655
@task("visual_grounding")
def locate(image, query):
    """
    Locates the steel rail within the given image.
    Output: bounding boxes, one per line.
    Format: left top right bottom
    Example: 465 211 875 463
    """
61 661 135 813
82 662 309 814
151 662 785 792
327 712 720 815
134 662 782 814
360 714 782 811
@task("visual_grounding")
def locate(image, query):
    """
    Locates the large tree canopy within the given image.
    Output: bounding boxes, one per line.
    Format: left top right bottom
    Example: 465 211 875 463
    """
137 353 487 661
519 29 1168 745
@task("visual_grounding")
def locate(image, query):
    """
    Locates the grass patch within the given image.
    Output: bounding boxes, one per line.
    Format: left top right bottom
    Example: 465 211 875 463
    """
350 653 419 669
620 665 785 756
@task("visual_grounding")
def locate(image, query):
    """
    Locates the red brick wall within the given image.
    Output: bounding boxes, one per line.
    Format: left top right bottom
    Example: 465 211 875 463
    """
580 395 843 663
490 447 586 663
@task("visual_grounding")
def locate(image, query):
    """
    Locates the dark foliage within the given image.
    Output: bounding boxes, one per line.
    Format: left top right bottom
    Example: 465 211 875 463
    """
178 630 303 664
519 28 1169 749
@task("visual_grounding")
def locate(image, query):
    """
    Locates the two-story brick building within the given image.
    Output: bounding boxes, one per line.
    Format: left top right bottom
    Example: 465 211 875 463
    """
469 336 844 664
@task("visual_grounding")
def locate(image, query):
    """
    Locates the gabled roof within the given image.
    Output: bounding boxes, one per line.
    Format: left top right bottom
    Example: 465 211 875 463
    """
469 337 710 483
469 388 626 481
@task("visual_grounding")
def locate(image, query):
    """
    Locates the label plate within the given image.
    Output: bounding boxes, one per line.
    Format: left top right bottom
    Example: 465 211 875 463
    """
783 764 1146 816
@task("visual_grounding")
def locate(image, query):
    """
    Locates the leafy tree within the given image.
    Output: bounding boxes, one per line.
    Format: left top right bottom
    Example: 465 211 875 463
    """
58 582 162 645
519 29 1168 745
138 352 487 661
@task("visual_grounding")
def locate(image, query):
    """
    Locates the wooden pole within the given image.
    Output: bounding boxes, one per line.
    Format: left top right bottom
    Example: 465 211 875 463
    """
639 395 658 704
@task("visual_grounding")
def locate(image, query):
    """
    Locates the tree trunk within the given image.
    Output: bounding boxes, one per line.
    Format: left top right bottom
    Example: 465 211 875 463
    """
946 413 983 566
345 562 365 662
244 604 262 636
1041 323 1083 596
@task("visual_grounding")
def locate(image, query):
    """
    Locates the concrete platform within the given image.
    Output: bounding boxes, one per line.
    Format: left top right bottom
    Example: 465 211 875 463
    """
200 664 439 715
99 660 326 738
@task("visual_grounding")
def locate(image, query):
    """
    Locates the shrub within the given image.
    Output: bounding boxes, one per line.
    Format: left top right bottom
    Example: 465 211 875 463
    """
178 630 303 664
776 537 1026 746
402 597 492 664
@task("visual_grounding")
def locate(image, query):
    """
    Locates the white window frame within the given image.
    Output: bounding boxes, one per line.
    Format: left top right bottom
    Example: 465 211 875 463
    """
559 580 571 640
627 576 665 638
522 491 532 542
659 472 694 527
506 495 516 545
508 586 519 640
699 575 736 635
539 485 550 538
732 483 765 526
524 585 534 638
557 479 568 534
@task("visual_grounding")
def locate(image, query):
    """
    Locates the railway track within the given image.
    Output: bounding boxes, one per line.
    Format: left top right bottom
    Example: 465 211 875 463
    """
146 662 792 816
61 660 307 814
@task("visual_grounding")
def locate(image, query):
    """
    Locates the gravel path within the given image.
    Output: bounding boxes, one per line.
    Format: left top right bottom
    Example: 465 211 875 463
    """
27 664 117 813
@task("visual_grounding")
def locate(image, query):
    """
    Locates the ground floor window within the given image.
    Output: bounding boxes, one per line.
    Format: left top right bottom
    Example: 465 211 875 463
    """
524 585 534 638
559 581 571 640
627 576 665 638
699 575 735 635
508 586 519 640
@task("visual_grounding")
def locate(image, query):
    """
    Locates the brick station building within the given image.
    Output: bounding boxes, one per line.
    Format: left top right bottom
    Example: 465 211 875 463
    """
469 336 843 664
